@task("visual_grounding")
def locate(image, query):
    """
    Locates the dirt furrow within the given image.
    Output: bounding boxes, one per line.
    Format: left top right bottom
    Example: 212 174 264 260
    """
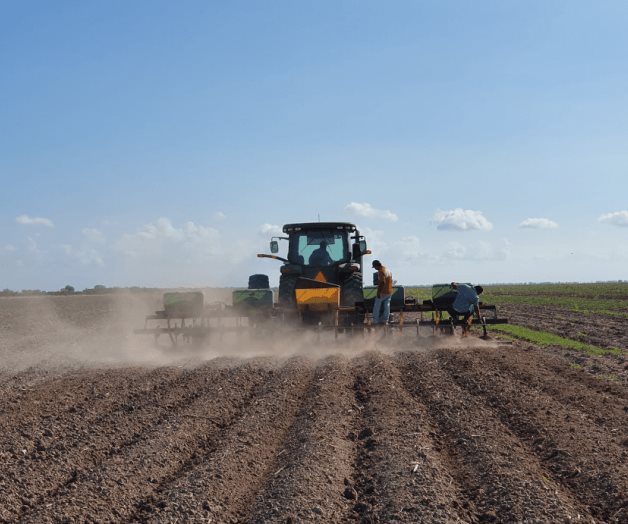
397 350 592 523
19 359 274 523
347 351 470 523
1 368 190 522
245 355 356 523
0 367 181 454
1 360 262 522
135 356 314 523
466 342 627 425
435 346 628 522
0 367 55 389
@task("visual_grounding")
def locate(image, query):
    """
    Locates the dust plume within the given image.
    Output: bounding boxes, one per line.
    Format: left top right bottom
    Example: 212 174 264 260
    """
0 292 501 377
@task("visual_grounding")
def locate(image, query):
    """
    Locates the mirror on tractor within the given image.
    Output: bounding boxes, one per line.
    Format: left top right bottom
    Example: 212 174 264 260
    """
270 240 279 254
352 239 369 259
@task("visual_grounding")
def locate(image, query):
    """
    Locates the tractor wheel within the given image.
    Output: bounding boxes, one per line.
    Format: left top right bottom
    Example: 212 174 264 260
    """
341 272 363 306
248 274 270 289
341 272 365 326
278 274 297 308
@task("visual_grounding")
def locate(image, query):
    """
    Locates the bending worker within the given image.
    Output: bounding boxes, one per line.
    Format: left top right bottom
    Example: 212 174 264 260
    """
448 282 484 330
372 260 393 325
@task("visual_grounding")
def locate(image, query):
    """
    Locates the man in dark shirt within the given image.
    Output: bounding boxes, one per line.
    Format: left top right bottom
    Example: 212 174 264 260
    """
309 240 333 266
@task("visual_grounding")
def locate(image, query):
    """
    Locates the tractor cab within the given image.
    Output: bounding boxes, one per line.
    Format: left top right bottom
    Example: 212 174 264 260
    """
261 222 369 311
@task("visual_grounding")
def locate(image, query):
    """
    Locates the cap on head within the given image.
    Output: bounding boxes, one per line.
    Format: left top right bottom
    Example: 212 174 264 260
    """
474 285 484 294
372 260 382 269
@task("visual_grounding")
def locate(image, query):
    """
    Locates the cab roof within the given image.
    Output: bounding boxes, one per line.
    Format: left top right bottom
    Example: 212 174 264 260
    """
283 222 357 233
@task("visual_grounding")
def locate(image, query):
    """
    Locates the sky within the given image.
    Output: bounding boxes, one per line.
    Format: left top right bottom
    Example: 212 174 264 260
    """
1 0 627 291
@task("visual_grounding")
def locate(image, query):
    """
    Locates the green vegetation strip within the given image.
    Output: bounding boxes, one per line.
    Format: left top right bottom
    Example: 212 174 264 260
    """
483 293 628 317
486 282 628 299
404 284 628 317
491 324 624 356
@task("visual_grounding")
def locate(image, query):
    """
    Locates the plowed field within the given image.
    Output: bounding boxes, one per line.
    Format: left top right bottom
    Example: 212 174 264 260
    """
1 294 626 523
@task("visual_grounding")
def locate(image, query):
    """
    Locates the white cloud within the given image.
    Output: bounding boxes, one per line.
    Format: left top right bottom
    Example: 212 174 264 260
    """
112 217 267 287
22 236 46 259
433 209 493 231
16 214 54 227
4 244 16 252
117 218 220 257
519 218 558 229
213 211 226 221
259 223 283 237
359 226 389 257
346 202 398 222
444 241 467 259
62 245 104 267
599 210 628 227
82 227 105 243
393 236 433 262
443 239 510 261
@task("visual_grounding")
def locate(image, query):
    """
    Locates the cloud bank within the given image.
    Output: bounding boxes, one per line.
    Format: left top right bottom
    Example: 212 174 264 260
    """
346 202 398 222
16 214 54 227
519 218 558 229
598 210 628 227
82 228 105 243
259 223 283 237
433 209 493 231
116 218 220 258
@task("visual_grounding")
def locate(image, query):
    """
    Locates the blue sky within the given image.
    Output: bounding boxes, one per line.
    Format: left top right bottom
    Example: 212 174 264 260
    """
2 1 627 290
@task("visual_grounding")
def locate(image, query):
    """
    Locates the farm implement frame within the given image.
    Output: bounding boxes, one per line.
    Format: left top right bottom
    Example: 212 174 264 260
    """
135 221 507 347
134 284 508 347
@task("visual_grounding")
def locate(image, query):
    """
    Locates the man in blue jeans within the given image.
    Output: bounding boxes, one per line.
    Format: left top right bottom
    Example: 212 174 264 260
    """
447 282 484 332
372 260 393 325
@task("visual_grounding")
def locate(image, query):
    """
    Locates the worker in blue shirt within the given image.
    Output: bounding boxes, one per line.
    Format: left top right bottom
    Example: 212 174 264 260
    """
447 282 484 331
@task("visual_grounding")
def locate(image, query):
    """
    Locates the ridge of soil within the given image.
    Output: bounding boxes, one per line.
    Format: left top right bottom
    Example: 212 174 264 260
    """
0 294 626 523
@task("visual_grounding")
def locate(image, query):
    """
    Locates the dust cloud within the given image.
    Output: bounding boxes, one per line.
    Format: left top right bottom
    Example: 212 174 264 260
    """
0 292 500 374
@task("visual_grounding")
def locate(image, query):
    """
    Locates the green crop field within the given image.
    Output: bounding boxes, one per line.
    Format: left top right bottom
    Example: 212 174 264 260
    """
489 324 623 357
483 282 628 318
405 282 628 318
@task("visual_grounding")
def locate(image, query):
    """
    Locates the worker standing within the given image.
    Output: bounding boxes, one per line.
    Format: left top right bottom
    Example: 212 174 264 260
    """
372 260 393 325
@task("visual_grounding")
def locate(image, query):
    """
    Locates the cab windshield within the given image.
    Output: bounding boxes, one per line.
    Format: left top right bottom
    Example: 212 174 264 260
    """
288 231 350 266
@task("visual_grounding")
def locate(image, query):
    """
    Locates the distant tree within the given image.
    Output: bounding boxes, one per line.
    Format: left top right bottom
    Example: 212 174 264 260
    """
62 285 75 294
1 288 16 296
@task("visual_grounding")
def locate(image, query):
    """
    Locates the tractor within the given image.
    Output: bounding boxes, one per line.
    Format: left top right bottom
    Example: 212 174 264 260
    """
257 222 369 325
134 221 509 346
